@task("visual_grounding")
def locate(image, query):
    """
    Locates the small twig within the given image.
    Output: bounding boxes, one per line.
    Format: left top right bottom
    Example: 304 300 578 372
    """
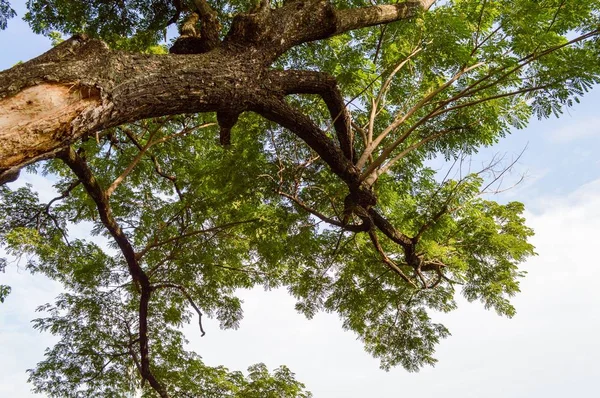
152 282 206 336
137 218 259 259
278 191 368 232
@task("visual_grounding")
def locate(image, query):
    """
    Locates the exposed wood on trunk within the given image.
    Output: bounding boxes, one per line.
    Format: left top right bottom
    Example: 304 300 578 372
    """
0 83 100 170
0 0 432 180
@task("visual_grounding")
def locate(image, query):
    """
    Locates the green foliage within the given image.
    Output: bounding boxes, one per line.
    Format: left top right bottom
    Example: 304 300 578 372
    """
2 115 317 396
0 284 10 303
3 0 599 395
0 0 15 30
24 0 176 48
27 289 311 397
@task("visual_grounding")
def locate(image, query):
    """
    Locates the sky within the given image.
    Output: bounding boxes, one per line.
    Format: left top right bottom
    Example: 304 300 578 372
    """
1 1 600 397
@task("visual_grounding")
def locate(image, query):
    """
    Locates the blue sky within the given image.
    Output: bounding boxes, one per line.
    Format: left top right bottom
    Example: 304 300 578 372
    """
1 1 600 397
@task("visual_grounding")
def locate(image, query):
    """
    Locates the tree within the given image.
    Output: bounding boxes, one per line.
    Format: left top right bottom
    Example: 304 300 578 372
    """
0 0 598 396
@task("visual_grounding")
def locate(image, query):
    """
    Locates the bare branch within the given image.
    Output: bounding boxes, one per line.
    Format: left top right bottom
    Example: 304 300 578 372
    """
357 62 484 172
367 46 424 147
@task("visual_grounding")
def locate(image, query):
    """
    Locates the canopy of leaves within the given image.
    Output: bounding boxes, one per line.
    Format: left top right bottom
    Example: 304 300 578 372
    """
1 0 599 396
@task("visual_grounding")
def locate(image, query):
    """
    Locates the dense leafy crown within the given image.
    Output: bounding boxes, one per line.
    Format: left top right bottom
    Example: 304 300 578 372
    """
1 0 599 397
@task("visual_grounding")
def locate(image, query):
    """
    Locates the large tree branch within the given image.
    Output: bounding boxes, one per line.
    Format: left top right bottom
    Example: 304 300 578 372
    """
225 0 435 60
0 0 437 179
252 95 360 185
335 0 435 35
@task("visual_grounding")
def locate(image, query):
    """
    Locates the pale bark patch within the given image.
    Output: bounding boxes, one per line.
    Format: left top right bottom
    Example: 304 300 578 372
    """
0 83 100 169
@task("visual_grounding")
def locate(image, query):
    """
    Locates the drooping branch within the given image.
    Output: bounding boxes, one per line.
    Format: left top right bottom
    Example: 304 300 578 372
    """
32 179 81 246
368 209 413 249
120 125 183 199
217 111 240 147
57 147 168 398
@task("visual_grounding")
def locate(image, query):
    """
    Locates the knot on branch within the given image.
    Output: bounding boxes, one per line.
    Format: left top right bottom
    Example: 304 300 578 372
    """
342 186 377 226
217 111 240 147
170 36 210 54
225 0 272 45
347 184 377 209
170 0 222 54
0 167 20 185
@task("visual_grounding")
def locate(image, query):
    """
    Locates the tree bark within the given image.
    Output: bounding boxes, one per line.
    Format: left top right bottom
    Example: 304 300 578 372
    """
0 0 431 181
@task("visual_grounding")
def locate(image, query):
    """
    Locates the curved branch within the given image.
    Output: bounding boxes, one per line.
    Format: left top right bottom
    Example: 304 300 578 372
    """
269 70 354 162
251 95 359 184
368 229 418 288
368 208 412 249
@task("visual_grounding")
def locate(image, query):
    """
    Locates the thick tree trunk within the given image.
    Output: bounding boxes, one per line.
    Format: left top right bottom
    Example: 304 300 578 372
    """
0 36 265 177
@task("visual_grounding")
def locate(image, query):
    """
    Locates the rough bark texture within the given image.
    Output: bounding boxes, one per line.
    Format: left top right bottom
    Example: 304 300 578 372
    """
0 1 432 181
0 0 437 299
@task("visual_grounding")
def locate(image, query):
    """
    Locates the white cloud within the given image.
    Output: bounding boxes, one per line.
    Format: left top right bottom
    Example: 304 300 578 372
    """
0 269 61 398
548 117 600 143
